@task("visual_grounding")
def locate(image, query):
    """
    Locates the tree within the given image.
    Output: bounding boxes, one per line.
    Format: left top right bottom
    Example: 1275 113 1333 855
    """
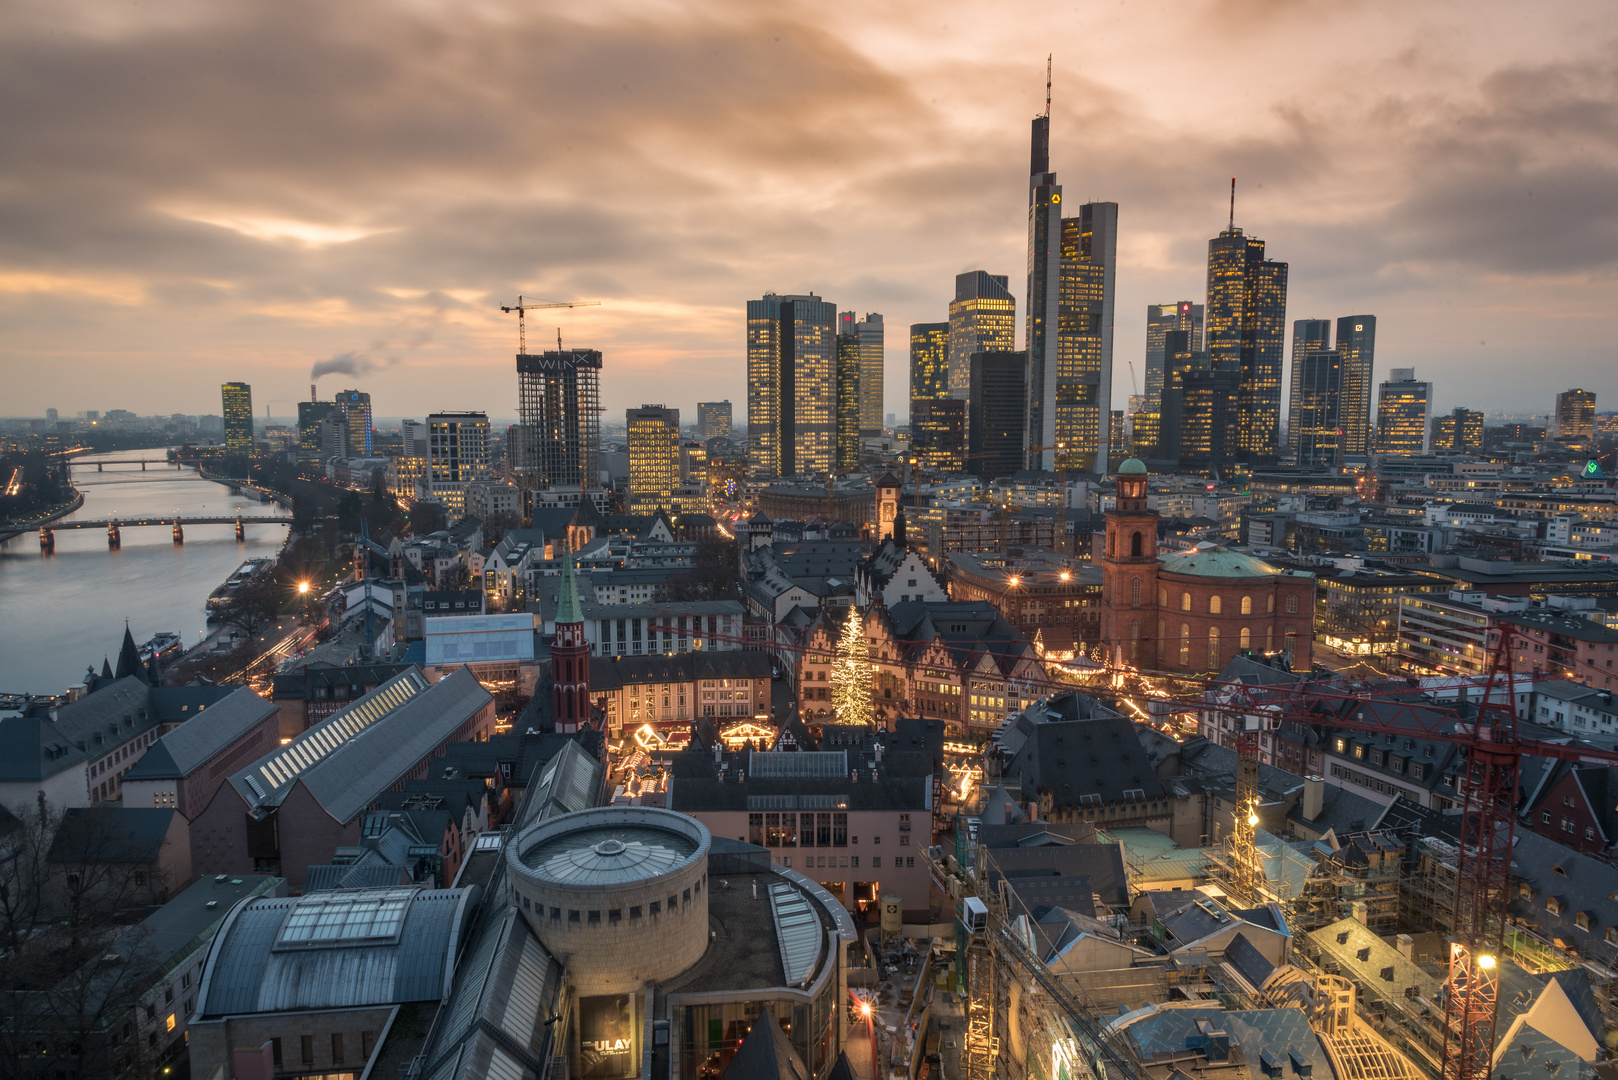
217 576 279 642
829 606 874 726
408 501 447 537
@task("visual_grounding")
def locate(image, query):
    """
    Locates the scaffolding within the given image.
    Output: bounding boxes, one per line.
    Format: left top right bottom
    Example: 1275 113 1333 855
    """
1402 837 1458 934
516 349 602 499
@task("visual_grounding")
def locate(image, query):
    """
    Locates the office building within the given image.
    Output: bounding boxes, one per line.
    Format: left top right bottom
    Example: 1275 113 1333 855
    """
1336 315 1376 455
1375 369 1431 454
221 382 253 455
838 310 885 436
1285 319 1332 460
747 293 836 479
1556 388 1597 441
426 411 491 514
1153 330 1210 462
1292 348 1343 466
516 347 602 494
696 400 732 439
947 271 1016 400
1177 368 1241 472
909 321 949 404
627 404 681 514
1205 207 1289 463
1432 407 1484 452
1144 301 1202 417
297 400 338 458
401 418 427 458
1043 201 1118 473
967 351 1027 481
1026 105 1062 468
835 316 863 472
911 397 966 473
334 389 372 456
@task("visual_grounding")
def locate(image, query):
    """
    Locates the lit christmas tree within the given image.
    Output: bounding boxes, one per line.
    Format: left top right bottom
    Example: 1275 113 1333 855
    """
829 605 874 726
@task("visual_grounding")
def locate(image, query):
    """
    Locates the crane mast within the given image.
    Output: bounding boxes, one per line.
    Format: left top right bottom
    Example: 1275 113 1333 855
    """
499 295 601 355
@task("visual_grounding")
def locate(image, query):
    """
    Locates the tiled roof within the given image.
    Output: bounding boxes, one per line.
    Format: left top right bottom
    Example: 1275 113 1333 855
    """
125 686 278 781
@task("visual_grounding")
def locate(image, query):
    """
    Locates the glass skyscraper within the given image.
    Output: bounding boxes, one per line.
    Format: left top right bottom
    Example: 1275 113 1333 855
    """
1285 319 1331 462
947 272 1015 400
909 322 949 405
967 351 1027 482
221 382 253 456
1376 369 1432 454
1050 202 1117 474
426 411 490 514
835 320 862 473
626 404 680 514
911 397 965 473
1556 388 1597 441
1335 316 1376 456
1144 301 1203 416
697 401 732 439
516 348 602 494
852 312 885 437
1293 348 1343 467
1025 112 1061 468
334 388 372 456
1206 222 1288 464
747 293 836 479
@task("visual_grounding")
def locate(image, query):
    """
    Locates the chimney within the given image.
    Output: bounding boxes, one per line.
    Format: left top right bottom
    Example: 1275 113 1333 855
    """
1027 801 1039 822
871 768 879 783
1302 775 1324 821
737 771 745 783
1396 933 1415 960
310 383 316 403
1351 900 1369 925
852 771 859 783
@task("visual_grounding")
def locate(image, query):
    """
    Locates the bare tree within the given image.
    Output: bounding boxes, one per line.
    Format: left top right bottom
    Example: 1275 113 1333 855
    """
217 576 280 643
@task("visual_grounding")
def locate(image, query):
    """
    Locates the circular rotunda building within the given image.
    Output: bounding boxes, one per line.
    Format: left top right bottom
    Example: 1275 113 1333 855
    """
506 806 712 996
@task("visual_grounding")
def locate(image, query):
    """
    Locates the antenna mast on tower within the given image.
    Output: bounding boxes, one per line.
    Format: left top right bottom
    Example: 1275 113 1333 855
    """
1045 55 1052 119
1229 177 1236 231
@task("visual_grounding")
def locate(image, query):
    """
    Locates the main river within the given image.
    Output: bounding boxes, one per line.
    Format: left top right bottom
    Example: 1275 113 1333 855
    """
0 452 290 696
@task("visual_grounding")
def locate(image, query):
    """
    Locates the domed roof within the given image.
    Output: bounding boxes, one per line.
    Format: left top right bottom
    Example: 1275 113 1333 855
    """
1159 541 1282 580
1117 458 1148 476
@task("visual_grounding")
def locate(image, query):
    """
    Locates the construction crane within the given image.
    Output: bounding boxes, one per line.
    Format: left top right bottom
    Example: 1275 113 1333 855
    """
499 296 601 355
1022 441 1071 556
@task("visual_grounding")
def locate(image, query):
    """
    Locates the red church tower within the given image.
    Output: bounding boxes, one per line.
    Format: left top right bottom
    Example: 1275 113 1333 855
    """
1101 458 1160 669
551 543 591 733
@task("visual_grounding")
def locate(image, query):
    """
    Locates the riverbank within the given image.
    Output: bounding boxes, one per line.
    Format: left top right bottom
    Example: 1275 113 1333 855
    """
0 487 84 542
196 466 293 509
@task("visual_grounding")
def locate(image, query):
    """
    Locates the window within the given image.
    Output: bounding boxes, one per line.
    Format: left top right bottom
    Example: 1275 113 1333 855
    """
1241 595 1252 615
1562 818 1576 833
1180 624 1190 667
1207 627 1219 670
302 1035 314 1065
1546 897 1563 915
1130 577 1141 606
1181 592 1191 611
872 857 881 868
1285 594 1298 614
1160 587 1168 607
1240 627 1250 650
362 1031 375 1059
588 910 601 923
1131 531 1143 557
1587 827 1597 841
332 1033 345 1063
1209 595 1222 614
272 1038 283 1066
164 1014 176 1033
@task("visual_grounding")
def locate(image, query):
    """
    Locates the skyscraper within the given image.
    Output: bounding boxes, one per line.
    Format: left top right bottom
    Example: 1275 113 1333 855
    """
1285 319 1331 461
967 351 1027 481
516 348 602 493
1049 202 1118 473
626 405 680 514
1375 369 1431 454
1556 389 1597 441
1205 196 1288 463
426 412 491 514
298 400 338 458
221 382 253 456
1292 348 1343 467
947 272 1016 400
1335 316 1376 455
1026 106 1061 468
1432 407 1484 452
1144 302 1203 416
334 389 372 456
1176 369 1241 473
911 398 965 473
747 293 836 479
1155 330 1211 463
835 320 862 473
697 401 733 439
909 322 949 405
848 312 885 437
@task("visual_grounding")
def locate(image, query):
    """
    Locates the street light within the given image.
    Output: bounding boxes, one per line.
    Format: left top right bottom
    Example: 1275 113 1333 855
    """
298 581 310 594
1476 954 1496 970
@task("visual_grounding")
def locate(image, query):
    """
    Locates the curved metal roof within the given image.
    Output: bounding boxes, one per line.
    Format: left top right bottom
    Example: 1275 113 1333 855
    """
521 824 696 886
767 880 823 987
1117 457 1148 475
1159 542 1285 580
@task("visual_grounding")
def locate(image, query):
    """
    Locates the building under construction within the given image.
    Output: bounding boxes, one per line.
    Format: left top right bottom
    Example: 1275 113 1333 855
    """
515 348 602 500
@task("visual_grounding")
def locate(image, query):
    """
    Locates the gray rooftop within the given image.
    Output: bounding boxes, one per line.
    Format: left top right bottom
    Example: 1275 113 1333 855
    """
124 686 279 781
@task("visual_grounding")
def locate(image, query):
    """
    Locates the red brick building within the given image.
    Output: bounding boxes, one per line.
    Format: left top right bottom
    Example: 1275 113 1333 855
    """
1101 458 1317 672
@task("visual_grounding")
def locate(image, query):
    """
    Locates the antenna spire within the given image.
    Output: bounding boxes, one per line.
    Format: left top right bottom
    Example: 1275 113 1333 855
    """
1045 55 1052 119
1229 176 1236 232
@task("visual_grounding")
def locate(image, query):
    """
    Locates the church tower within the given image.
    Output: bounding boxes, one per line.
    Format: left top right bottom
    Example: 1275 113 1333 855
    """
551 543 592 733
875 472 901 541
1101 459 1160 669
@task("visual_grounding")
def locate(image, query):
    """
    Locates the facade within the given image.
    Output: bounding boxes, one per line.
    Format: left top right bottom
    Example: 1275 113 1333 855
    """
1101 459 1316 671
1144 301 1203 419
1047 201 1118 474
578 598 745 658
516 348 602 495
297 400 339 458
946 271 1016 401
1375 368 1432 454
1026 108 1061 469
1431 406 1484 452
424 411 490 515
1292 348 1343 466
626 404 680 514
590 650 772 734
1335 315 1377 455
854 536 949 607
551 547 592 734
946 548 1103 655
910 397 965 473
1556 388 1597 441
967 350 1028 481
1204 221 1289 463
122 686 281 817
1175 368 1240 472
334 388 372 456
747 293 837 480
909 321 949 404
696 400 732 439
843 310 884 436
221 381 253 455
1285 319 1332 461
834 322 862 472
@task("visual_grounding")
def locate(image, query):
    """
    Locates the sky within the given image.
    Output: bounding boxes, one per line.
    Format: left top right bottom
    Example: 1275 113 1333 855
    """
2 0 1616 426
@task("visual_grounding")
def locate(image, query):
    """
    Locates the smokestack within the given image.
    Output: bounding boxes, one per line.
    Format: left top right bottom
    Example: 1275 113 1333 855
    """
311 383 316 403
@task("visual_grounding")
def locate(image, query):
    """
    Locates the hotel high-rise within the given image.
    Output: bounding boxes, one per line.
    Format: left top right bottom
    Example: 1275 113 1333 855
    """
947 272 1015 400
426 411 490 514
747 293 836 479
221 382 253 456
1205 206 1288 464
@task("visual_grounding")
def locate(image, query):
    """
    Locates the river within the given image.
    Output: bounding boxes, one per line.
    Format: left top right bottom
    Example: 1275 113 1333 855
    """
0 452 290 696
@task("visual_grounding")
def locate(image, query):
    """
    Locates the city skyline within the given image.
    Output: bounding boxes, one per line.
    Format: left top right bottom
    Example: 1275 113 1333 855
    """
2 2 1615 420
